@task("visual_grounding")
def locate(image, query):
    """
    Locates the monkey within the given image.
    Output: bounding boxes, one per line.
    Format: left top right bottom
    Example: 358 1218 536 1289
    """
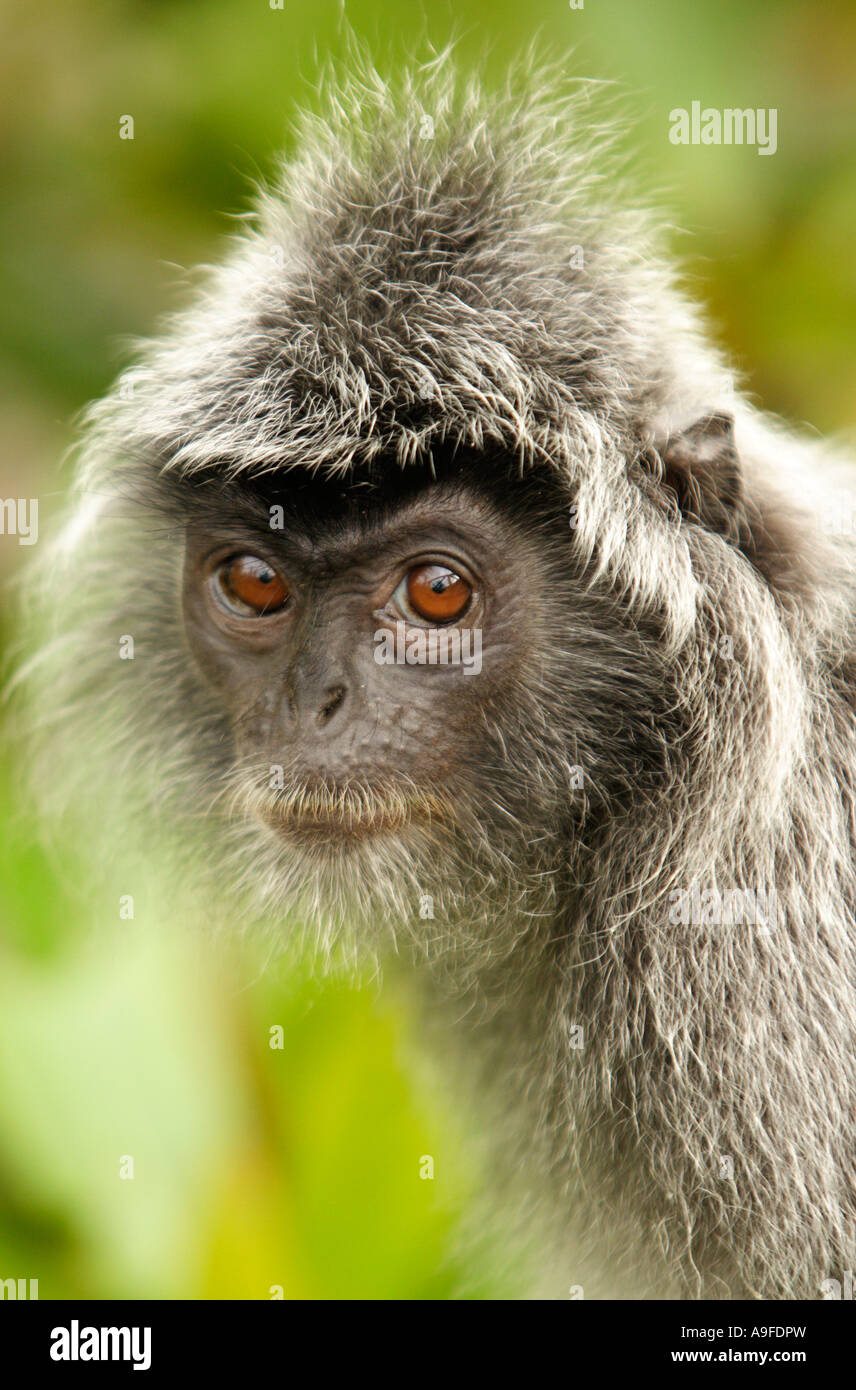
21 56 856 1300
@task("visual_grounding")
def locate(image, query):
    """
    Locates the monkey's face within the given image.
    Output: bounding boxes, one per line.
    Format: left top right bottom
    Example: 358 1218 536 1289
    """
178 471 590 942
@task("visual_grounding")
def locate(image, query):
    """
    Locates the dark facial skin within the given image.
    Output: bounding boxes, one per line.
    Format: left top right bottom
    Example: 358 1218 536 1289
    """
182 476 558 843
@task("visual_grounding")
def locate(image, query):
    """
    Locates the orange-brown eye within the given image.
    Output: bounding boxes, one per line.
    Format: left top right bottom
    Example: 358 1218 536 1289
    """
405 564 472 623
216 554 289 616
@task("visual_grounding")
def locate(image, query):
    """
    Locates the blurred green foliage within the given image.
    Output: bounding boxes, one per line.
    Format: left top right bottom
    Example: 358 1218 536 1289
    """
0 768 511 1298
0 0 854 1299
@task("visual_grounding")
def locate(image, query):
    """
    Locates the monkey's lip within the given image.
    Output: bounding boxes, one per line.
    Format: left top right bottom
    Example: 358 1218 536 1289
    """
256 786 449 842
262 806 410 841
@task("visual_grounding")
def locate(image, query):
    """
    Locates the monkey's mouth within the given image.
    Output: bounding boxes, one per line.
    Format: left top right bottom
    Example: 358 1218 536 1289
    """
252 780 451 845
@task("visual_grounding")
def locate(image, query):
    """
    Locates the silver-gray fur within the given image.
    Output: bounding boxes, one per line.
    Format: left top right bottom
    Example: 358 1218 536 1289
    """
21 56 856 1299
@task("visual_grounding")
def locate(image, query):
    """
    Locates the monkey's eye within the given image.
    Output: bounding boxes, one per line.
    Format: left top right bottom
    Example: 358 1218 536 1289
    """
395 563 473 624
213 554 290 616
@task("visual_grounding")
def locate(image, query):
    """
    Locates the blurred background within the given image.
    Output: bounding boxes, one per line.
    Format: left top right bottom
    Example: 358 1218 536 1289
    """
0 0 854 1298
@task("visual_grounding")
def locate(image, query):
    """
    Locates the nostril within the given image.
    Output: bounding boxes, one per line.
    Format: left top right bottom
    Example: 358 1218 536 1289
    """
317 684 346 727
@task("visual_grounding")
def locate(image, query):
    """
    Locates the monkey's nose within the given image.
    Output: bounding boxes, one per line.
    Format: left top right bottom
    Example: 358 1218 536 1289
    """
316 684 347 728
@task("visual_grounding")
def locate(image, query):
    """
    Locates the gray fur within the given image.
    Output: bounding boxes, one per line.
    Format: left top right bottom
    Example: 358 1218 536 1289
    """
20 55 856 1299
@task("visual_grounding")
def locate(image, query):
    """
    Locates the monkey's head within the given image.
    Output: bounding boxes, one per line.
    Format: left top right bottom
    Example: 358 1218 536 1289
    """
31 62 796 974
182 464 545 835
160 445 650 963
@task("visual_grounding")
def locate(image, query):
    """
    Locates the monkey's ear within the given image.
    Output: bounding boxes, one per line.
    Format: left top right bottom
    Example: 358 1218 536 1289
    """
656 413 745 541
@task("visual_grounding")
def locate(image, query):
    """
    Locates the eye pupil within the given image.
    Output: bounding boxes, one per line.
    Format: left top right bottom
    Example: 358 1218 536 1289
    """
406 564 471 622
